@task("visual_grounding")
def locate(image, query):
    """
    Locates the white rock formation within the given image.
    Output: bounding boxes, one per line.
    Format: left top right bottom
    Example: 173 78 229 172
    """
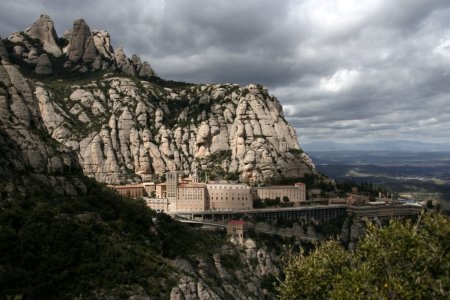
92 30 114 59
25 14 62 57
0 55 80 194
2 15 314 184
30 77 314 183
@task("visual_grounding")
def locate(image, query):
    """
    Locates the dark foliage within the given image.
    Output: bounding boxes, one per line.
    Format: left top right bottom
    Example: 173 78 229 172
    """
0 177 222 299
278 213 450 299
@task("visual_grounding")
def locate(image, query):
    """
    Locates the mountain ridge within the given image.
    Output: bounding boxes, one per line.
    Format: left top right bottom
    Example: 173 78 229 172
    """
0 14 314 184
0 15 291 299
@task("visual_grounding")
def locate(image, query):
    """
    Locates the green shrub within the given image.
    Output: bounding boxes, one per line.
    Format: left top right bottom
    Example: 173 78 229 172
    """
278 213 450 299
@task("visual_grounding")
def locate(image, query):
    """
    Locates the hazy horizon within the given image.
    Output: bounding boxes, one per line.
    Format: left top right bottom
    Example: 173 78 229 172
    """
302 140 450 152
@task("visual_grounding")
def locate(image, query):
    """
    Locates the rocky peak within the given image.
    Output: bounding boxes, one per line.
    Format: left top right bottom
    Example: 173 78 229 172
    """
139 61 155 77
25 14 62 58
0 14 313 184
2 14 156 78
68 18 97 63
114 46 134 74
92 30 114 59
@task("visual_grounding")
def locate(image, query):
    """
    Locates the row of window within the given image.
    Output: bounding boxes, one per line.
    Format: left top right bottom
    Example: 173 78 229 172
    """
208 185 249 189
179 197 203 201
179 191 204 194
208 196 249 201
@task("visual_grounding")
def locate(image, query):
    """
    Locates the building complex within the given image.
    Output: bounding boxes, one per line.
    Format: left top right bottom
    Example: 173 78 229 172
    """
110 171 306 213
109 172 422 222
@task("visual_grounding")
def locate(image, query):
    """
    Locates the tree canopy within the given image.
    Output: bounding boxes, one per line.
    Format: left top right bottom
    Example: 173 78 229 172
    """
278 213 450 299
0 177 223 299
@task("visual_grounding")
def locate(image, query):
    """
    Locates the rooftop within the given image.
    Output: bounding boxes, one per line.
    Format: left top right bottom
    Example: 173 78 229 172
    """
108 184 143 189
256 185 302 189
179 183 206 188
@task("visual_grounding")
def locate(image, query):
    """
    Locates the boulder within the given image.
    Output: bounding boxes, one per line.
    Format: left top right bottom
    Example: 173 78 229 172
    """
13 45 24 57
139 61 155 77
35 54 53 75
7 32 24 43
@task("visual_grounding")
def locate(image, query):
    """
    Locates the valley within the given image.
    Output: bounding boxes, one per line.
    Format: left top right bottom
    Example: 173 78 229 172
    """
311 151 450 211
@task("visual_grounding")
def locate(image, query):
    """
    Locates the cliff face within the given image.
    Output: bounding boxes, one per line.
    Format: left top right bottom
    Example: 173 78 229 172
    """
1 15 314 184
0 37 82 195
39 78 314 184
169 240 279 300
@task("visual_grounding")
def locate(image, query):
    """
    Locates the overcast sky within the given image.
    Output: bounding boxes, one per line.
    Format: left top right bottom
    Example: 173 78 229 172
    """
1 0 450 149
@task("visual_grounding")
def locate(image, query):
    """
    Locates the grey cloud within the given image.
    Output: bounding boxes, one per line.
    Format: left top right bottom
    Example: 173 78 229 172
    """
0 0 449 147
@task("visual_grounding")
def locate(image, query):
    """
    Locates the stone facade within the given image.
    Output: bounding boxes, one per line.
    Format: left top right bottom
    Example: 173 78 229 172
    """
143 182 155 196
346 193 370 205
167 172 178 212
149 179 253 213
109 184 145 198
227 220 247 245
156 183 167 198
177 183 206 212
145 197 169 213
109 177 308 214
252 182 306 206
206 183 252 211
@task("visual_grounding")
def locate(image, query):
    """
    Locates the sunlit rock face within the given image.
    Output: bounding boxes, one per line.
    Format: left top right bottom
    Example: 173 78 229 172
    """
33 79 314 183
1 15 314 184
25 14 62 57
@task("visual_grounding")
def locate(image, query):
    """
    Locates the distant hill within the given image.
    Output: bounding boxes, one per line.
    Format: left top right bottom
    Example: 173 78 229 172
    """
310 150 450 211
302 140 450 153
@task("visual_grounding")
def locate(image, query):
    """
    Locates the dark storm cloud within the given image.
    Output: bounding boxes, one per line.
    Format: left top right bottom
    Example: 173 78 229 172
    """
1 0 450 146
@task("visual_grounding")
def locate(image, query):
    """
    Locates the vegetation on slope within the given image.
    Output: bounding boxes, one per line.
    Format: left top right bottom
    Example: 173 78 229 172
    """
0 177 222 299
277 213 450 299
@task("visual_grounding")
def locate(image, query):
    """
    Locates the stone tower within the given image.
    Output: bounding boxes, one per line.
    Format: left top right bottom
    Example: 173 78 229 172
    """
166 171 178 211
